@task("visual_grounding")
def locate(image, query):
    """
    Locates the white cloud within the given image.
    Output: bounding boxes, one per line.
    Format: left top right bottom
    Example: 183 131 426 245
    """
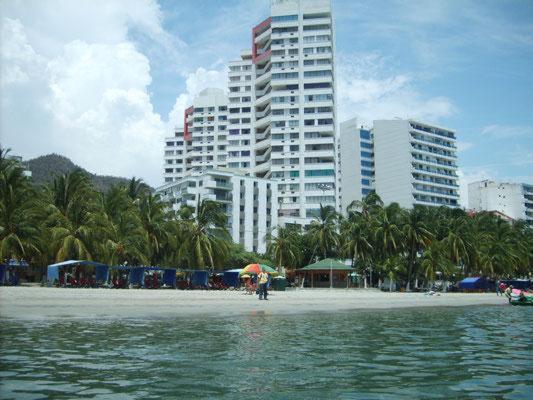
457 141 474 153
0 1 177 187
167 67 227 130
337 53 456 125
481 124 533 139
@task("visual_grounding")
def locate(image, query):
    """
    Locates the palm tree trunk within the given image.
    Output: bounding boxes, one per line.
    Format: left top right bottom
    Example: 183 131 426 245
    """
406 246 415 291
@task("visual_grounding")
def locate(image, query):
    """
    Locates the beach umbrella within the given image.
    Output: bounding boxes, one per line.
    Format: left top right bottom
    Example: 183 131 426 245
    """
240 264 277 276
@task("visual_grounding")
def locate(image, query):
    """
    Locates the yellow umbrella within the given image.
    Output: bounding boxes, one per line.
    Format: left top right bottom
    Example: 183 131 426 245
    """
241 274 251 279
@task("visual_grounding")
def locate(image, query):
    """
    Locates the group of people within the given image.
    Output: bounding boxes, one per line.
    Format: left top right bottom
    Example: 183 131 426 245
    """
498 281 529 303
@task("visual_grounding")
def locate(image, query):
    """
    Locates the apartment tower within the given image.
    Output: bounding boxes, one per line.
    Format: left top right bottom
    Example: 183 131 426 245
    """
228 0 337 227
340 119 460 211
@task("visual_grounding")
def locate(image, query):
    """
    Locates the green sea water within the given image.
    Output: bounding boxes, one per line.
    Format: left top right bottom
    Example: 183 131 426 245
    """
1 306 532 399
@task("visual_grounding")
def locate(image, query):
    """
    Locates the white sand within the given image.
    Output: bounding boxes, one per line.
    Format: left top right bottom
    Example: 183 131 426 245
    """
0 286 507 319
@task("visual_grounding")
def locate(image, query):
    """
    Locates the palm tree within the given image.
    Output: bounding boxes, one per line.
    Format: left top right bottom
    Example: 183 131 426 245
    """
0 147 42 261
371 204 404 287
340 214 373 287
267 226 301 273
178 199 230 269
45 170 100 261
403 206 433 290
420 240 449 288
346 192 384 220
307 204 339 260
127 177 147 201
102 185 148 265
138 192 168 264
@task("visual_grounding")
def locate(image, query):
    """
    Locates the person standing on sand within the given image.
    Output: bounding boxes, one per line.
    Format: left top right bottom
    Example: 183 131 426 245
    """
504 285 513 302
497 281 506 296
258 271 269 300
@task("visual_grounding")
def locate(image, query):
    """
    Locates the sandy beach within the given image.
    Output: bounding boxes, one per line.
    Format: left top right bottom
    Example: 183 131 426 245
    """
0 286 508 319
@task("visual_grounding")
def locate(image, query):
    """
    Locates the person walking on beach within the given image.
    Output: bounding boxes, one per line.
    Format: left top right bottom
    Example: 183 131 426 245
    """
258 271 269 300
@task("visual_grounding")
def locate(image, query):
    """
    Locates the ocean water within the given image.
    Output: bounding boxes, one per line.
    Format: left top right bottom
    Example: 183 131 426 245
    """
0 306 532 399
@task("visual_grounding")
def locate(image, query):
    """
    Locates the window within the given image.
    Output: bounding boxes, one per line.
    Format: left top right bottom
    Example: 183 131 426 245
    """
361 160 373 168
361 169 374 177
304 70 332 78
361 151 373 158
272 14 298 22
305 93 333 102
304 82 331 89
361 179 370 186
289 145 299 151
360 130 371 140
305 169 334 177
272 72 298 80
288 120 299 127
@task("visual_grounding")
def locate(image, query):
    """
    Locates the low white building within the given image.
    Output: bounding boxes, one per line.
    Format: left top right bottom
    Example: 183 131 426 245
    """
468 180 533 224
156 168 278 253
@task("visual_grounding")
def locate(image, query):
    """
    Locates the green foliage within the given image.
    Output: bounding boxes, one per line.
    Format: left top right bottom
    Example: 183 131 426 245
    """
1 155 531 287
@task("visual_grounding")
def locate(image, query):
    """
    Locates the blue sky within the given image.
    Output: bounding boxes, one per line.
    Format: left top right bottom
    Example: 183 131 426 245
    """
1 0 532 202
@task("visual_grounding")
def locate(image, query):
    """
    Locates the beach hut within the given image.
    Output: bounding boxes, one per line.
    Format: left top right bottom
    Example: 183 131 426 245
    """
297 259 354 288
0 259 29 286
47 260 109 287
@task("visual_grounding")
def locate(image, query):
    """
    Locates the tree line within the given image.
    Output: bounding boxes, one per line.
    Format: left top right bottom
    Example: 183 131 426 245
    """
1 147 531 288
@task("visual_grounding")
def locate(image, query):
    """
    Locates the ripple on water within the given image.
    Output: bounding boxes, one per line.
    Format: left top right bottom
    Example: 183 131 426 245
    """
0 306 532 399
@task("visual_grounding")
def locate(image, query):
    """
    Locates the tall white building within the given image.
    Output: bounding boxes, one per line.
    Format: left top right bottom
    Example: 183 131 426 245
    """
339 118 460 211
156 169 278 253
163 88 229 183
468 180 533 224
339 117 373 212
228 0 337 227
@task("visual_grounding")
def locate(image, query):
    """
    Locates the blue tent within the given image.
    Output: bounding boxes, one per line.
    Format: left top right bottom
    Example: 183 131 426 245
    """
110 266 177 288
458 277 488 290
1 260 29 286
223 271 240 287
47 260 109 285
191 270 209 287
0 264 6 285
502 279 531 290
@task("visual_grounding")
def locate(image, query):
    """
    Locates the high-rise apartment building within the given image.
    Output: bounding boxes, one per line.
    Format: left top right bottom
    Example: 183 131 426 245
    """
156 169 278 253
468 180 533 224
339 119 460 211
163 88 231 183
228 0 337 227
339 118 373 212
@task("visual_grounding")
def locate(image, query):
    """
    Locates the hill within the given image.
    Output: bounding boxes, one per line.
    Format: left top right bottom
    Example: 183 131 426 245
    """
26 154 152 192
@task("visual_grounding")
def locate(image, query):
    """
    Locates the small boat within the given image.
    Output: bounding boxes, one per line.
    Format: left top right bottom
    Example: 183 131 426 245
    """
510 289 533 306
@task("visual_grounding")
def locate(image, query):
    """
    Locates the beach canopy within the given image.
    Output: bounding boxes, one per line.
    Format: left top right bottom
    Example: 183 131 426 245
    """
458 276 489 290
47 260 109 284
223 270 240 287
240 264 277 275
299 258 352 271
110 266 177 287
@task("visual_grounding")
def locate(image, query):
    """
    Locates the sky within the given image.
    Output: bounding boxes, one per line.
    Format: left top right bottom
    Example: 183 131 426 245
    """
1 0 532 206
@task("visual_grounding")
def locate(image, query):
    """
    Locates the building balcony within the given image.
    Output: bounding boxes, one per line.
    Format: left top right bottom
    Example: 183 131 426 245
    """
410 134 457 150
254 28 271 44
254 160 271 174
413 185 459 198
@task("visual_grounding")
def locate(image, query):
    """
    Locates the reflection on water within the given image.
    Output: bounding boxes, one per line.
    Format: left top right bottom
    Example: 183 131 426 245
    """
1 306 532 399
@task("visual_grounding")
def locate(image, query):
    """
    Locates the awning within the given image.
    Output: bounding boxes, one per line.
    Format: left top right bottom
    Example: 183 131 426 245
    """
298 258 353 271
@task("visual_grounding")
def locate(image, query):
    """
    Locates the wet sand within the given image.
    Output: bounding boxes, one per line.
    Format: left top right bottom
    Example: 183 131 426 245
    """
0 286 507 319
